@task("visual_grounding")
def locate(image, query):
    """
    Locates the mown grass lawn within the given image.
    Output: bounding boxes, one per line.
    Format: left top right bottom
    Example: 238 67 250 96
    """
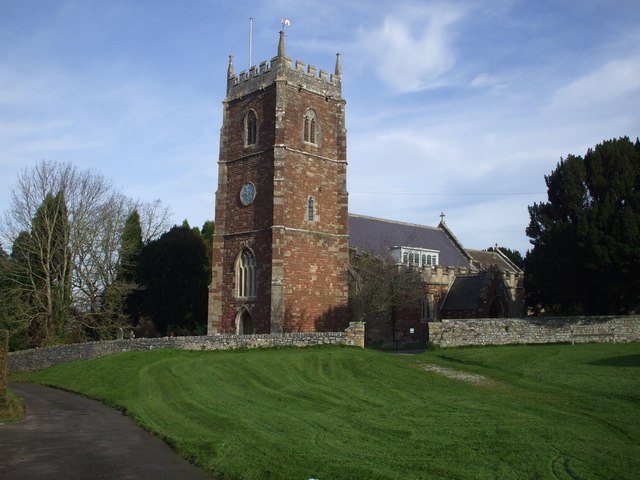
21 343 640 479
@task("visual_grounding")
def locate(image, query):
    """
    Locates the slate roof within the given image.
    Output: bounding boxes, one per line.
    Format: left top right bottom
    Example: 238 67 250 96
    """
467 249 522 274
440 273 489 311
348 214 472 268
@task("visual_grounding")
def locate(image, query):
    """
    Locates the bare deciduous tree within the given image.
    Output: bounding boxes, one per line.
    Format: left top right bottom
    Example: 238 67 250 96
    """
1 161 174 345
136 198 173 244
348 252 425 323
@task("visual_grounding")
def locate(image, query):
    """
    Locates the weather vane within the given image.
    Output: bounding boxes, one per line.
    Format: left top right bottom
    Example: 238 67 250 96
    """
281 18 291 31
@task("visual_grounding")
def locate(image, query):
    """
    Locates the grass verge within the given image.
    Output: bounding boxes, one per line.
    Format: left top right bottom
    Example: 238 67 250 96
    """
22 343 640 479
0 389 26 424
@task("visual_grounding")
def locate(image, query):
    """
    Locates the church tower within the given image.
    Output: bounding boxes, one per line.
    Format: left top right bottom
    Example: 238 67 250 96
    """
208 32 349 334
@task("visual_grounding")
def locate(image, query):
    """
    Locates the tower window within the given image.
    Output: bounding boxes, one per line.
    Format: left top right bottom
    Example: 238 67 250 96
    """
303 109 317 144
307 196 315 221
245 110 258 146
235 248 257 298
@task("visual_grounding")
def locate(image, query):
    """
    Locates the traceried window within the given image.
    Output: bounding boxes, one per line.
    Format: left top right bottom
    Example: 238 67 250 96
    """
235 249 257 298
245 110 258 146
421 296 434 321
307 196 315 221
303 109 317 144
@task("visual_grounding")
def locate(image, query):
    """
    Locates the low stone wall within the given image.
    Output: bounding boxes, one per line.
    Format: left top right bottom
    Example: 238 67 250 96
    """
8 322 366 374
428 316 640 348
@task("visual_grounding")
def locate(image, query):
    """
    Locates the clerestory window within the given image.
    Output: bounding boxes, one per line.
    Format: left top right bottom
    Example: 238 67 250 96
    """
235 249 257 298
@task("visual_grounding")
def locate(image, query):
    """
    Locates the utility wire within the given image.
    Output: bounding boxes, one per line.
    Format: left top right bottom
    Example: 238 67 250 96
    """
350 191 545 196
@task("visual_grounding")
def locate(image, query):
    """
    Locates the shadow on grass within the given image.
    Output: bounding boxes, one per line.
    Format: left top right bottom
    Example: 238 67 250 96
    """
589 354 640 367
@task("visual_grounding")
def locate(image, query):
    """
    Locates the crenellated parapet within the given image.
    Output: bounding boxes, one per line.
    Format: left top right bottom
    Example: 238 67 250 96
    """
420 265 472 286
226 31 342 101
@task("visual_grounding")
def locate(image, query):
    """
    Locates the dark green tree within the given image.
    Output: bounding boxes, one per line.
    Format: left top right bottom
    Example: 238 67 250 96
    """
525 137 640 314
119 210 144 277
104 209 145 330
32 191 72 343
201 220 215 262
4 192 72 346
136 224 211 336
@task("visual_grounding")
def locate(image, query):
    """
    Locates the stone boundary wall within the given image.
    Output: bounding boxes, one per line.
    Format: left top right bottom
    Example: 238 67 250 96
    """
8 322 365 374
428 316 640 348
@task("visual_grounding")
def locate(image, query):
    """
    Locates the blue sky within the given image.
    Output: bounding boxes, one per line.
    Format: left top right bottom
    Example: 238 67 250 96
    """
1 0 639 254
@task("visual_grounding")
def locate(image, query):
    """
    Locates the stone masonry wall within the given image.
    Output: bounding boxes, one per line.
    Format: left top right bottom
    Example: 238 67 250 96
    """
8 322 365 374
428 316 640 348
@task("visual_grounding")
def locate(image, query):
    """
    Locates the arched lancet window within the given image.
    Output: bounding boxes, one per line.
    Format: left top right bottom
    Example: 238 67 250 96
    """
307 196 315 221
303 109 317 144
235 249 257 298
245 110 257 146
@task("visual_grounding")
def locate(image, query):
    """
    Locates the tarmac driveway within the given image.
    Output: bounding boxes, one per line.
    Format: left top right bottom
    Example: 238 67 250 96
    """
0 383 211 479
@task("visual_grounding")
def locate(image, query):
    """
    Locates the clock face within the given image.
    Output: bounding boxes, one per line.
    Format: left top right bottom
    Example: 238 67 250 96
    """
240 182 256 206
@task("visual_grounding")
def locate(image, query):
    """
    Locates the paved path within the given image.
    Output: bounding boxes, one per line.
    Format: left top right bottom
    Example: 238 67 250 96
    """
0 383 211 479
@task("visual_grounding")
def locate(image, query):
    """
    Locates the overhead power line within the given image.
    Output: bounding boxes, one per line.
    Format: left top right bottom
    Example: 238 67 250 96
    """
349 191 545 196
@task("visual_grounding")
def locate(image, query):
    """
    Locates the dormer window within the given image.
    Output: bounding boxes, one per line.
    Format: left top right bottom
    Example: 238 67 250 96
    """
303 109 317 144
393 247 439 267
245 110 257 146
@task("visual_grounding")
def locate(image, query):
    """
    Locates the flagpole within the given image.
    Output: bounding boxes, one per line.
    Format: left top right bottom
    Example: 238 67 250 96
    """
249 17 253 70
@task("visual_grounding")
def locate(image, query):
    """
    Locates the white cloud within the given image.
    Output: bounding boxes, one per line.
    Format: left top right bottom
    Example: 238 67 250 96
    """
551 56 640 110
470 72 508 94
357 3 466 92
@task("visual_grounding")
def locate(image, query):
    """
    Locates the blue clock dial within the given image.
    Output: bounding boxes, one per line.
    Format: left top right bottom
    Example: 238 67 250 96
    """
240 182 256 206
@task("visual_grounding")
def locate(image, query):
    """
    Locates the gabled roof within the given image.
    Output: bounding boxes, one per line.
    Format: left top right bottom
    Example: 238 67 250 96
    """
440 272 490 311
467 249 522 274
348 214 472 268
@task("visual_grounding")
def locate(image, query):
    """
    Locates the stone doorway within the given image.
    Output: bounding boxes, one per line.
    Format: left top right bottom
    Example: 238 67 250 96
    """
488 297 506 318
236 308 254 335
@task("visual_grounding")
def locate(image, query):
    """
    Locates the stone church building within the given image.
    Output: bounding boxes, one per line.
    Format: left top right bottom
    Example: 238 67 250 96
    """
208 32 523 343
